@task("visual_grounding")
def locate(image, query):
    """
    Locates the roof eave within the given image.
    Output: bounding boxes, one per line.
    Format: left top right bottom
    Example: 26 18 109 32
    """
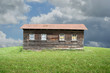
21 28 88 30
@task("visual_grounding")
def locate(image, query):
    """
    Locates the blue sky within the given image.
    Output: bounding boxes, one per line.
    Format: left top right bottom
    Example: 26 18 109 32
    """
26 1 54 18
0 0 110 48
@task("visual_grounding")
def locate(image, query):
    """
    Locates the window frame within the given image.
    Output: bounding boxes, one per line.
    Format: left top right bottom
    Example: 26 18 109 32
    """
59 33 65 41
71 34 77 41
41 34 47 41
29 34 35 40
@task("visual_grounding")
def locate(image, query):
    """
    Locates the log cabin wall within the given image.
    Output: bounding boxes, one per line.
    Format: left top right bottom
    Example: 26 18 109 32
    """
23 29 84 50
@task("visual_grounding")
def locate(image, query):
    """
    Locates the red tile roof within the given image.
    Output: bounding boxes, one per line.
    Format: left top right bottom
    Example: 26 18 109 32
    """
21 24 87 30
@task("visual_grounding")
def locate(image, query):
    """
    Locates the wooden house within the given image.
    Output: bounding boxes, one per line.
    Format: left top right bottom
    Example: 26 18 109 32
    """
21 24 87 50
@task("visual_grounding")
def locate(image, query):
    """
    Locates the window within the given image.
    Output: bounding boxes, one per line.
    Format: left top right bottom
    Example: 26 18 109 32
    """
29 34 35 40
72 34 77 41
59 34 65 41
41 34 47 41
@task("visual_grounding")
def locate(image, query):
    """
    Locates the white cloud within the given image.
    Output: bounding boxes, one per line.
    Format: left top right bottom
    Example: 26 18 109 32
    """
30 7 64 24
0 31 22 48
30 0 88 24
17 16 27 21
86 41 105 47
104 17 110 21
0 0 30 24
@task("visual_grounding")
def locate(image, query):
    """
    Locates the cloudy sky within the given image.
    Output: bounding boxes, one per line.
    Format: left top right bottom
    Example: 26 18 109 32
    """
0 0 110 48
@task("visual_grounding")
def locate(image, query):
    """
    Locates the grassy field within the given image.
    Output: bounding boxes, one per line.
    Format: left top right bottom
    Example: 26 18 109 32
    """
0 47 110 73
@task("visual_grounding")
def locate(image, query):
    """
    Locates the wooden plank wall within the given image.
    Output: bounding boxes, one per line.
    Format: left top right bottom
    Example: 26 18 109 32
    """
23 29 84 50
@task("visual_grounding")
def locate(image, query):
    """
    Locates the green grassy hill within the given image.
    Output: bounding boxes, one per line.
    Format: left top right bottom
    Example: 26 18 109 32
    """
0 47 110 73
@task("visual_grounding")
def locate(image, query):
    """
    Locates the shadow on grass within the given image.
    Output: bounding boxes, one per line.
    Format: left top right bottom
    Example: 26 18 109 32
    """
19 46 23 52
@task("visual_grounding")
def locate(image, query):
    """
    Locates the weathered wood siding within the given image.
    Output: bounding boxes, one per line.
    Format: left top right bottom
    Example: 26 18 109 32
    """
23 29 84 50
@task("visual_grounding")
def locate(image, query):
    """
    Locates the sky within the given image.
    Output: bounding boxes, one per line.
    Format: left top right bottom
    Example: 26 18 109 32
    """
0 0 110 48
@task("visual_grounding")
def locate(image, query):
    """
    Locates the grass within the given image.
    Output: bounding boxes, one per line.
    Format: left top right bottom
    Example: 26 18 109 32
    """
0 46 110 73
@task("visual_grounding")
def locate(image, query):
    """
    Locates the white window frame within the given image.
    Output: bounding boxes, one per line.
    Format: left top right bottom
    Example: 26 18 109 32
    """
29 34 35 40
59 33 65 41
71 34 77 41
41 34 47 41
